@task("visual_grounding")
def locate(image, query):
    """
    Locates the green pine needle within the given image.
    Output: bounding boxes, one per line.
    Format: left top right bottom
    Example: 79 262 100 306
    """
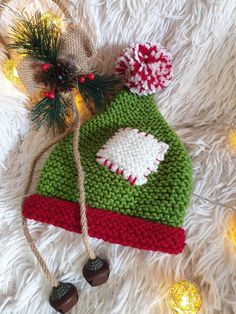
9 11 60 63
77 74 122 112
31 91 70 133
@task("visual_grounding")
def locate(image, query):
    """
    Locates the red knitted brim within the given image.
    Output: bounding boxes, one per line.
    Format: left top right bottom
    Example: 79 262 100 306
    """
22 194 185 254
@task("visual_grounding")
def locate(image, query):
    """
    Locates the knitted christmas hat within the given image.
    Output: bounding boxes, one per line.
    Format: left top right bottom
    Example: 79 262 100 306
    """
2 4 193 310
23 89 192 254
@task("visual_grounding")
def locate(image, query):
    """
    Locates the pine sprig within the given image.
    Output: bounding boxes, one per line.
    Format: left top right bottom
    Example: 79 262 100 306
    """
9 11 60 63
77 74 122 112
31 91 70 132
7 12 123 132
39 59 78 91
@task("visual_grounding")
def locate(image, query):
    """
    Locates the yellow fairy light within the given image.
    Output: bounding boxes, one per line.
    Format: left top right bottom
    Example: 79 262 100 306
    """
65 89 93 124
167 280 202 314
74 89 93 122
228 128 236 153
227 213 236 250
3 58 22 86
41 12 62 30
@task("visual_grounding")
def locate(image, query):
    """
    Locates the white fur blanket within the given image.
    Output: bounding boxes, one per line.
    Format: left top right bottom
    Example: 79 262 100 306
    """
0 0 236 313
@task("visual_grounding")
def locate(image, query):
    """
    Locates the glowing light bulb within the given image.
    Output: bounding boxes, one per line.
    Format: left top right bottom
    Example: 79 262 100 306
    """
167 280 202 314
65 89 92 124
181 295 188 307
41 12 62 30
74 89 93 121
228 128 236 153
228 213 236 250
3 58 22 86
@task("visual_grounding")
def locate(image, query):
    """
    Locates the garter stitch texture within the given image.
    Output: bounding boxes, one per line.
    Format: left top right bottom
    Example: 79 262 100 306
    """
23 90 192 254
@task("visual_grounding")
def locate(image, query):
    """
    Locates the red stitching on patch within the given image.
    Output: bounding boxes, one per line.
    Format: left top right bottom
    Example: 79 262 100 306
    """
98 128 166 187
131 177 137 186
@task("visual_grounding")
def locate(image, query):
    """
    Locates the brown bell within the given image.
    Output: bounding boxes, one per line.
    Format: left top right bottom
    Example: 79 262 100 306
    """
49 282 78 313
82 256 109 286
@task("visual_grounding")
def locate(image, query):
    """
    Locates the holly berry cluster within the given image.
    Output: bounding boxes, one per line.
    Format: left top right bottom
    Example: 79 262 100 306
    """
9 11 122 132
39 61 97 101
78 73 95 84
43 90 55 100
30 58 122 132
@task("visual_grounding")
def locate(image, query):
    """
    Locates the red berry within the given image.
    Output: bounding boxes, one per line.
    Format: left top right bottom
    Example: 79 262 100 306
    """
40 63 51 72
48 91 55 100
79 76 86 84
44 91 55 100
87 73 95 80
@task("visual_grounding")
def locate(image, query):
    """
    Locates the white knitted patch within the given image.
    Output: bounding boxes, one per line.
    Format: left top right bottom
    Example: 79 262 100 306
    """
96 127 169 185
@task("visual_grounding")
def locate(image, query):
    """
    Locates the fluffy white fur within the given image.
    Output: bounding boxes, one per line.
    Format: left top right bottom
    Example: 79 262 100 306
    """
0 0 236 313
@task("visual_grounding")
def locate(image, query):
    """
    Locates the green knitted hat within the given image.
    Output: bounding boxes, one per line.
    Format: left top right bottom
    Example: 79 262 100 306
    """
23 90 192 254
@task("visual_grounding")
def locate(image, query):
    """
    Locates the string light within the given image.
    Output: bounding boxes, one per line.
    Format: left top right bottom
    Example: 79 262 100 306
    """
167 280 202 314
192 194 236 212
41 12 62 30
2 12 62 87
3 58 22 86
228 128 236 154
227 213 236 250
74 89 93 121
64 89 92 124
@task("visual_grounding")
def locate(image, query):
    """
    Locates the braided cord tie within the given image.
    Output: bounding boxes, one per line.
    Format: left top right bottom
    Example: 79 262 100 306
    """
21 125 74 287
73 114 96 260
22 217 58 287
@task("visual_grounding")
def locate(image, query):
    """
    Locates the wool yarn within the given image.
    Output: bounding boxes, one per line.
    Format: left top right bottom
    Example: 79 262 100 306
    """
115 42 172 95
96 127 169 186
23 90 192 254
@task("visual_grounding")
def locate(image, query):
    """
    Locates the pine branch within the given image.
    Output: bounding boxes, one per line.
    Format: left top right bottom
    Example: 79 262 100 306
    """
77 74 122 112
31 91 70 133
9 11 60 63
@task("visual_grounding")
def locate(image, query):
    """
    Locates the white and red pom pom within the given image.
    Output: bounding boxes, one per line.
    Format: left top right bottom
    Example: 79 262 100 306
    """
115 42 172 95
